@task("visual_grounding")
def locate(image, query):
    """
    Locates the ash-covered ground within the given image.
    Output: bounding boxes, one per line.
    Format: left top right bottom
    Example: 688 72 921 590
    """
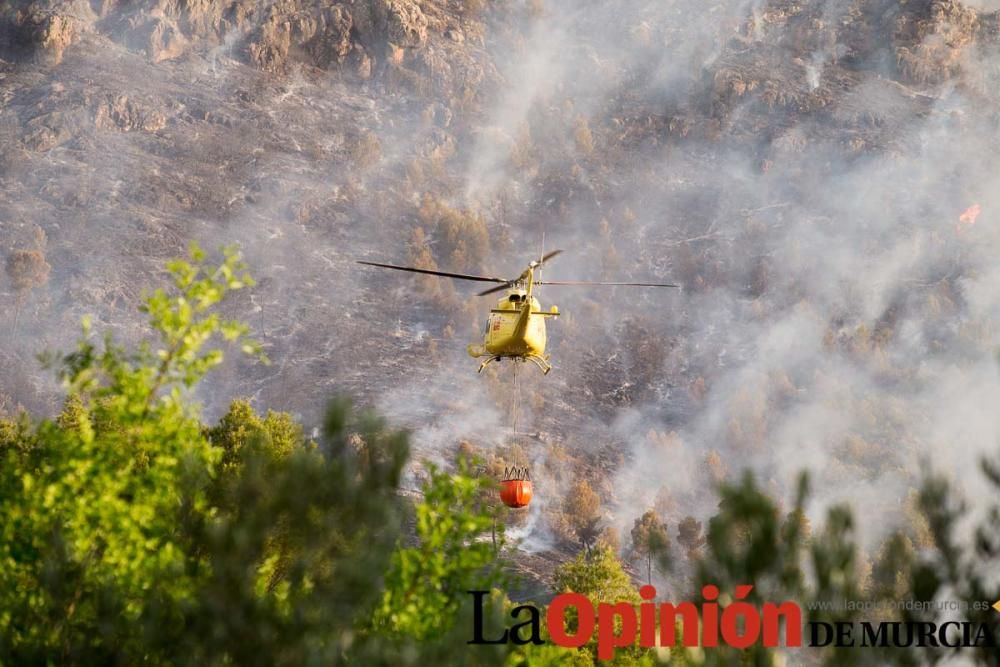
2 0 999 591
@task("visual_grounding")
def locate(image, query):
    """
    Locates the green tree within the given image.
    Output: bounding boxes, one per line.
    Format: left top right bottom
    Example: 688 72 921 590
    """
552 545 649 666
897 458 1000 667
692 472 908 666
0 410 33 456
553 544 640 606
374 459 506 640
0 246 513 666
867 531 915 626
0 244 261 662
206 398 305 474
630 510 670 585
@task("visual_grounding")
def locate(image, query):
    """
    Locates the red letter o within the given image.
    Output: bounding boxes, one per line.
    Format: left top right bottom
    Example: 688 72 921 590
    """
547 593 596 648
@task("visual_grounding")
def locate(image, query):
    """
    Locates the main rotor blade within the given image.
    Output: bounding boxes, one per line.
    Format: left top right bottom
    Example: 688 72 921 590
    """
539 249 563 264
356 260 508 284
536 280 681 288
477 282 514 297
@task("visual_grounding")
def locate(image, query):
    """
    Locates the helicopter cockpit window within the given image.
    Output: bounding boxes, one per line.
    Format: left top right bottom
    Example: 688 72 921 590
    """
509 294 522 303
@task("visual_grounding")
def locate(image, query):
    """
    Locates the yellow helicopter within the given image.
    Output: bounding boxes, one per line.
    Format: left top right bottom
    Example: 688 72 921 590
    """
357 250 679 374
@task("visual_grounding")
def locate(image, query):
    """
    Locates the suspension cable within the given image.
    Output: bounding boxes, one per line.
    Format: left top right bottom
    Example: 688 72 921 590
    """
511 360 519 448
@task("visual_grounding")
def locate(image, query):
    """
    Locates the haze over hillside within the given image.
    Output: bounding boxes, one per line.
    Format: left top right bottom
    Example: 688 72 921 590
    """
2 0 999 585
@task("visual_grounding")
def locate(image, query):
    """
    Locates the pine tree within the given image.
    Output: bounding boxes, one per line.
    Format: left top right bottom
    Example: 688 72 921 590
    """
676 516 706 561
630 510 670 584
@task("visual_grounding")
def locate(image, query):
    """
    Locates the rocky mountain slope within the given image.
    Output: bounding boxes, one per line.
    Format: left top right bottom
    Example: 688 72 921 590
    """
2 0 999 589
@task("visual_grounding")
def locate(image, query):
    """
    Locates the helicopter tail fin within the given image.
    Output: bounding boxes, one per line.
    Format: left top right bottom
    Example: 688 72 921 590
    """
512 300 532 341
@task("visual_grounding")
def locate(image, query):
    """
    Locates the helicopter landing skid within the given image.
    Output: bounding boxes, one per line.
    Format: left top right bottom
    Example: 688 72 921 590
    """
478 355 551 374
526 355 551 375
478 355 501 373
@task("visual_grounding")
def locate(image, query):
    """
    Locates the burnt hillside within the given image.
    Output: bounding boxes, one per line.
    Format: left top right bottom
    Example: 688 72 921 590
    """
2 0 999 589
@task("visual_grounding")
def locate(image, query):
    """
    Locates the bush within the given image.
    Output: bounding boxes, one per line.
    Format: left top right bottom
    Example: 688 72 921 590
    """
418 195 490 274
0 246 509 665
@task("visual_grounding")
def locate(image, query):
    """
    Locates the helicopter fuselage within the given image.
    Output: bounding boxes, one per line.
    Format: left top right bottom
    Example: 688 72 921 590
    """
467 289 558 373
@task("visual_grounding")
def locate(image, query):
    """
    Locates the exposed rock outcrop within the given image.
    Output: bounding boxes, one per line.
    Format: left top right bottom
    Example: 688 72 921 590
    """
6 7 81 65
248 0 354 72
247 0 429 73
94 94 167 132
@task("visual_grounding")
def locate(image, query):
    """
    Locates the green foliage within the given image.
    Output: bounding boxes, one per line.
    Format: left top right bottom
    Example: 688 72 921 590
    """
554 544 640 608
698 471 808 600
170 397 412 665
508 642 597 667
0 411 33 456
693 473 814 666
0 246 509 665
809 505 862 623
897 461 1000 667
375 459 505 640
207 398 305 474
691 471 925 666
0 244 262 663
552 545 647 665
870 532 915 604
